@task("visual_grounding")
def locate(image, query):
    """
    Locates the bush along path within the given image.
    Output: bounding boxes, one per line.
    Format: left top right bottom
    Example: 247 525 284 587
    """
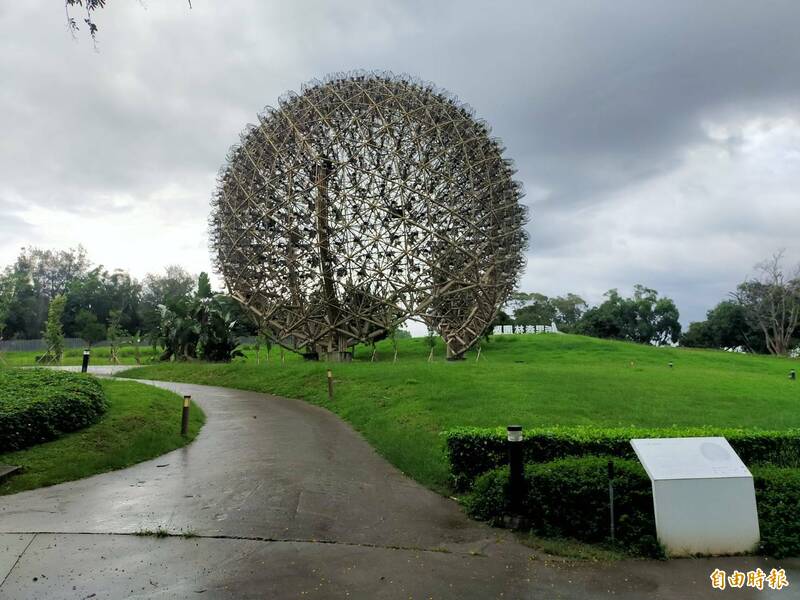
464 457 800 558
0 369 107 452
3 378 797 599
0 377 204 495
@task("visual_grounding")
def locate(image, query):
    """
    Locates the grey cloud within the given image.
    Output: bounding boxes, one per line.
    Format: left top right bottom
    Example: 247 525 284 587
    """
1 0 799 324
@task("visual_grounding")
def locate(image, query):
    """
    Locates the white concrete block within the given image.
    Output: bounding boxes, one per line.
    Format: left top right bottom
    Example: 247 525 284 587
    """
631 437 760 556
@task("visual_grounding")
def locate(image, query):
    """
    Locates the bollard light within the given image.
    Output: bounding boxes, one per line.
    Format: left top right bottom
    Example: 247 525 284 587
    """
181 395 191 436
608 460 616 543
506 425 523 442
791 370 797 381
326 369 334 401
507 425 524 513
81 349 91 373
668 362 674 369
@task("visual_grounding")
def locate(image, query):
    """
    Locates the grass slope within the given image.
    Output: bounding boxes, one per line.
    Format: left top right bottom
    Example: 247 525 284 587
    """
120 334 800 493
0 379 205 495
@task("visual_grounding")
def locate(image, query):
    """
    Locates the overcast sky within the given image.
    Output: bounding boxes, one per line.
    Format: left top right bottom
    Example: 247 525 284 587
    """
1 1 799 325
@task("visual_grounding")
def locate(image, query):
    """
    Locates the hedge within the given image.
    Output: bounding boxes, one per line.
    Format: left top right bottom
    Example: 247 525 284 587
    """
444 426 800 490
0 369 108 452
465 457 800 558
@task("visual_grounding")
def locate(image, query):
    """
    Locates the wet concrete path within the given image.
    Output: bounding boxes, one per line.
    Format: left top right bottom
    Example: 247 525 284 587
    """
1 369 798 598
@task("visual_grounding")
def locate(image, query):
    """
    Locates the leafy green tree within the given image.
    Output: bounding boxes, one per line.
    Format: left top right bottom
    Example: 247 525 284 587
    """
106 309 128 364
141 265 196 334
680 320 715 349
491 310 513 334
577 286 681 345
75 309 106 346
42 295 67 363
197 272 213 298
551 293 588 332
2 259 40 338
513 293 556 332
156 294 242 362
681 300 767 352
0 272 13 340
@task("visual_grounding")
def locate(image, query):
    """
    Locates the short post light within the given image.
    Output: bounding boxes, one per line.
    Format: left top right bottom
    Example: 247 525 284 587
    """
668 362 674 369
507 425 524 511
608 460 616 543
327 369 334 401
790 369 796 381
181 395 191 436
81 349 91 373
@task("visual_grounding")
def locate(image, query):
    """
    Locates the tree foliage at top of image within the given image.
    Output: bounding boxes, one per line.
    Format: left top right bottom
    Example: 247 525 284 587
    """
64 0 192 46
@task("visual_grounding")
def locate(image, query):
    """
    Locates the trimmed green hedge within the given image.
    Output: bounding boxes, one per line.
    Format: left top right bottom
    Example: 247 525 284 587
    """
0 369 108 451
465 457 800 558
444 426 800 490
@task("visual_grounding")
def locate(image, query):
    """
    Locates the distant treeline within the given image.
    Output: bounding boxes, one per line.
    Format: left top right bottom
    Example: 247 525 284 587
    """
1 247 797 357
0 246 256 347
501 252 799 356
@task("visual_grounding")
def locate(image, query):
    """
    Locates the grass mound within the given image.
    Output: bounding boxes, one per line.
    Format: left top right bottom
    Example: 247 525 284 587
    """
0 369 107 452
0 379 205 495
121 334 800 492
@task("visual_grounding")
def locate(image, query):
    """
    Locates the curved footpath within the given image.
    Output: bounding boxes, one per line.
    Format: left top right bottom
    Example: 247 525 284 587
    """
1 368 797 599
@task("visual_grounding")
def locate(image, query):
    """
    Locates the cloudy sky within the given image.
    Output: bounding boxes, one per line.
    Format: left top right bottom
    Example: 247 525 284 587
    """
1 1 799 325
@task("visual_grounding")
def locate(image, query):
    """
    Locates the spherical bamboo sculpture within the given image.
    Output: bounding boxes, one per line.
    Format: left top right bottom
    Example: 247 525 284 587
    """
211 72 527 360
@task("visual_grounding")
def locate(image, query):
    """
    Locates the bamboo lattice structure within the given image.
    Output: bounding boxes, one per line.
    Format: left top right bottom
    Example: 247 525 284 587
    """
211 72 527 360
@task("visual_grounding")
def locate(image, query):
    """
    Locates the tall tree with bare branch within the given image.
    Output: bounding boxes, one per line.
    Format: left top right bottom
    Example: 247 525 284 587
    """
734 251 800 356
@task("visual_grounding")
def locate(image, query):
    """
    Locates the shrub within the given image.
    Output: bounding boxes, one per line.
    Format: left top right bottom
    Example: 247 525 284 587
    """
465 457 662 556
444 426 800 490
0 369 108 451
752 466 800 558
465 457 800 558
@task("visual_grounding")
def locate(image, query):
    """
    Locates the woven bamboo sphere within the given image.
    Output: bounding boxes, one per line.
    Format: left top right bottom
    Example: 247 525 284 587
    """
211 72 527 360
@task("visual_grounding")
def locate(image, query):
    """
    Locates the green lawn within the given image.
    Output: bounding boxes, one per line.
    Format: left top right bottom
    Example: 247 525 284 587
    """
0 344 161 366
118 334 800 494
0 379 205 495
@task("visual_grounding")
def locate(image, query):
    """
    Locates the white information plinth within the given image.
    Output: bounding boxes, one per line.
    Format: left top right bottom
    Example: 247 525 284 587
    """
630 437 760 556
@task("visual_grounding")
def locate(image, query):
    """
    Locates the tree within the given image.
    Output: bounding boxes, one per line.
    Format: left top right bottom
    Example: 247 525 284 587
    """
733 252 800 356
514 293 557 333
507 292 533 314
106 309 127 364
197 272 213 298
141 265 196 334
652 296 681 346
551 293 588 332
64 0 192 44
492 310 513 333
42 295 67 364
0 272 13 340
156 294 242 363
680 300 766 352
577 286 681 345
680 320 716 349
75 309 106 346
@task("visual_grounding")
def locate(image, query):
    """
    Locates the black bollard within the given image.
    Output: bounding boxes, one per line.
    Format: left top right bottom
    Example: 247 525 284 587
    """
791 370 796 381
327 369 334 401
181 395 191 436
81 349 90 373
507 425 524 511
608 460 616 543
